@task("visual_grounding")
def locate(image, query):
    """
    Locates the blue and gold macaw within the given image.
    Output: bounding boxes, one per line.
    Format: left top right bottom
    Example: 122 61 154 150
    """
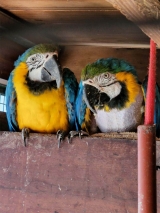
5 44 78 147
75 58 160 137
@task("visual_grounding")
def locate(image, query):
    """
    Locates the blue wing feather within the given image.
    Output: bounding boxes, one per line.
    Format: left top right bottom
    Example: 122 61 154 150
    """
142 77 160 137
5 71 18 131
75 81 88 130
63 68 78 130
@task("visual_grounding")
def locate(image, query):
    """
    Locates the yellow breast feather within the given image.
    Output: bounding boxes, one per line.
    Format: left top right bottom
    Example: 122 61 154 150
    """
116 71 143 108
13 62 69 133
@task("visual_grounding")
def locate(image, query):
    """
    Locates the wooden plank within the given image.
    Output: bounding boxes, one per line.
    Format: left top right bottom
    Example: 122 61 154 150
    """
38 10 149 46
0 132 160 212
1 45 160 84
59 46 160 83
0 4 150 47
1 0 113 9
0 11 52 47
106 0 160 47
0 37 26 79
0 11 35 48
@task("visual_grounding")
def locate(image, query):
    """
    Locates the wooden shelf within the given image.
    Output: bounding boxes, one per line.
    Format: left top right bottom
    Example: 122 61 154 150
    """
0 131 160 212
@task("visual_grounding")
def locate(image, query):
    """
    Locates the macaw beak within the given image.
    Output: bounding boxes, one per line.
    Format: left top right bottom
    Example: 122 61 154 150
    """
83 84 99 114
83 83 110 114
42 55 62 88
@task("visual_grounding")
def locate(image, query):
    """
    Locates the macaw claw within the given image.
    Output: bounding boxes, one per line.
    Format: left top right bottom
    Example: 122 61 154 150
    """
56 130 66 148
67 130 89 144
22 128 30 147
78 130 89 139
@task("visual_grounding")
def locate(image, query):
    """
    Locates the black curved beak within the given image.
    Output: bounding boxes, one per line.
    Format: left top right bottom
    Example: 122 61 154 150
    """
83 84 110 113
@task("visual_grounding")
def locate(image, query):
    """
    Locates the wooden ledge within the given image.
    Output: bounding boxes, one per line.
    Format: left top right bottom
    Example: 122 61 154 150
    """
0 131 160 212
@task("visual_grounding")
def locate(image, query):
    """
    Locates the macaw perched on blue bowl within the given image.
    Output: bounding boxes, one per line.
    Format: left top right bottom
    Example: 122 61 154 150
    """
5 43 78 147
75 58 160 137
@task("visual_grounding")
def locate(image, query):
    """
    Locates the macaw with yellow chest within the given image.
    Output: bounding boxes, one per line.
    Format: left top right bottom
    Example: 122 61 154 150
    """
75 58 160 137
5 44 78 147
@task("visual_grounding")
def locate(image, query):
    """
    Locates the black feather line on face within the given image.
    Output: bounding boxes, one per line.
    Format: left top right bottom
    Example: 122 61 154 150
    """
107 82 129 109
84 81 129 110
25 75 57 95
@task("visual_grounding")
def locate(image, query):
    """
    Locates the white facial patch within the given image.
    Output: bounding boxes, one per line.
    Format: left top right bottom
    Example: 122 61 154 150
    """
26 52 58 82
99 82 122 100
83 72 122 100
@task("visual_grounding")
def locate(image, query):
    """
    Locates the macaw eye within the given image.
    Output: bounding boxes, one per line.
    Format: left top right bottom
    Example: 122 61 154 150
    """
104 73 109 78
28 54 42 64
89 80 93 84
31 57 36 62
29 56 37 64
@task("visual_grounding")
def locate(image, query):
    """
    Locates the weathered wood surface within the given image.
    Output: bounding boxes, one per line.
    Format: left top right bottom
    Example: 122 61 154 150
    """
0 0 113 9
0 131 160 213
59 46 160 83
0 2 149 47
1 44 160 84
106 0 160 47
0 37 26 80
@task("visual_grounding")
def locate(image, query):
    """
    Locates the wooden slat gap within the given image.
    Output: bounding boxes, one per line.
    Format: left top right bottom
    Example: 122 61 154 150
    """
7 7 117 12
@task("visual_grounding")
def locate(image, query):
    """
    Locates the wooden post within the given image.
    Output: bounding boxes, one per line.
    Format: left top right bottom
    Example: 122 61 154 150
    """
138 125 157 213
138 39 157 212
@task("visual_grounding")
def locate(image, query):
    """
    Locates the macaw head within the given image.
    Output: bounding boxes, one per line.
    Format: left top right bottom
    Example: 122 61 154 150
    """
14 44 62 88
81 58 138 113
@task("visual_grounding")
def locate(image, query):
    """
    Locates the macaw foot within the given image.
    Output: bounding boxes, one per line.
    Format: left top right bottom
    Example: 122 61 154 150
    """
22 128 30 147
56 130 66 148
67 130 89 144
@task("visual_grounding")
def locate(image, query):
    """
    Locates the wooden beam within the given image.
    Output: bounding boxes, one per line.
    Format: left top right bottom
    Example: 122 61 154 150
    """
0 4 150 47
0 37 27 79
1 46 160 83
0 11 35 48
0 10 52 47
1 0 113 9
106 0 160 47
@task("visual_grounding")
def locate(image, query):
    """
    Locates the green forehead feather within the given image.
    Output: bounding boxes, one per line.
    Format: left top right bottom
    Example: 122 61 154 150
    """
14 43 60 67
81 58 137 80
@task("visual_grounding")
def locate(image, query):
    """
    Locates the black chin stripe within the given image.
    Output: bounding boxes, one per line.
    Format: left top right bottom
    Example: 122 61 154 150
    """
25 75 57 95
107 82 129 109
